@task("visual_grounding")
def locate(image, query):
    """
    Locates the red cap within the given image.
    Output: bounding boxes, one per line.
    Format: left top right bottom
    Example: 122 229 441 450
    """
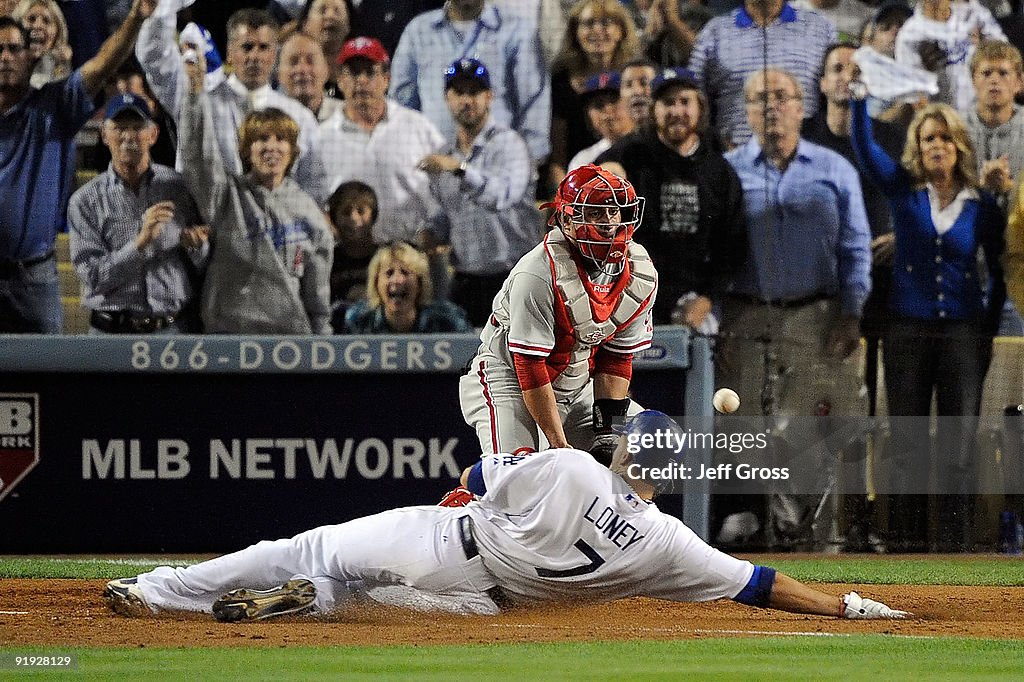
337 37 390 67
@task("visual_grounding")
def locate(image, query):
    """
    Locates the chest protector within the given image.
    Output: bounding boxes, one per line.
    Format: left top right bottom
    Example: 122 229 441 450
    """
544 230 657 346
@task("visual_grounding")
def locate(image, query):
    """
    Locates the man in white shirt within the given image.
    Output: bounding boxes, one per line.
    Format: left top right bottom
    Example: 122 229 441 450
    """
277 30 342 124
136 6 329 203
319 37 444 243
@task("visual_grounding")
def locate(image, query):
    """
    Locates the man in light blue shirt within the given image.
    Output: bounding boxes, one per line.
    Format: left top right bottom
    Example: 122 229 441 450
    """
390 0 551 163
418 58 540 326
0 0 161 333
719 67 871 551
688 0 835 149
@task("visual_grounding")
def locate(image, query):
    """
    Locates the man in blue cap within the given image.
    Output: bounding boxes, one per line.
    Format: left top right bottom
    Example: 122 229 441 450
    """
597 67 747 330
569 70 634 172
418 58 540 327
67 92 209 334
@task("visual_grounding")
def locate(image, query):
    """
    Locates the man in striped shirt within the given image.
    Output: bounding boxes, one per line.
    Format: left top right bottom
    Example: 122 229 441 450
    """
68 94 209 334
687 0 836 149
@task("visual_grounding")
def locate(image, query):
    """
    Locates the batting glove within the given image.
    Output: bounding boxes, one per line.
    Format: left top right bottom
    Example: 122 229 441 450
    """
438 486 475 507
842 591 910 619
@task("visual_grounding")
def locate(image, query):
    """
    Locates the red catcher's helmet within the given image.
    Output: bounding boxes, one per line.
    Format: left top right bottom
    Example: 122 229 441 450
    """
541 165 644 275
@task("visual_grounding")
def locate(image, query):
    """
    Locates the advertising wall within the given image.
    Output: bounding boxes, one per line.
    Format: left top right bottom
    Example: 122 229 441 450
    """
0 330 707 552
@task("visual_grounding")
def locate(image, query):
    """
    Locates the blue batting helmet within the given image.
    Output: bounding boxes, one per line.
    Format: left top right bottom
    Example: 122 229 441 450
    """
613 410 687 494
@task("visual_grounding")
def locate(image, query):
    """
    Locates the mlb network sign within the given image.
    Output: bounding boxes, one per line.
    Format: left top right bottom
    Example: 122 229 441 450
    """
0 394 40 502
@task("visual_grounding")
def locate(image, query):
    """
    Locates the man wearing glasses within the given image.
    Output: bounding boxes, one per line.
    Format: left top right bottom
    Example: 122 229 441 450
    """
719 68 871 551
0 0 159 333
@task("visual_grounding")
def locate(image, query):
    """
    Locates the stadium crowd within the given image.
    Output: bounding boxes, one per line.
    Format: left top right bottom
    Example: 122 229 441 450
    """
2 0 1024 552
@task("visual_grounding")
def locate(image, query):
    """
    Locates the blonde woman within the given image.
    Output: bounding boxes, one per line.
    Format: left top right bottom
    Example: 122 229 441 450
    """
850 88 1006 551
549 0 639 186
12 0 70 87
342 242 470 334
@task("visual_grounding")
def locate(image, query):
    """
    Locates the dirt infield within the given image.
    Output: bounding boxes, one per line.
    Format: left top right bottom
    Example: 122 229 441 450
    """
2 579 1022 647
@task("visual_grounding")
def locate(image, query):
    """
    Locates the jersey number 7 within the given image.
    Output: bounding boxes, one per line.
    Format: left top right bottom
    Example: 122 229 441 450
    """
534 539 606 578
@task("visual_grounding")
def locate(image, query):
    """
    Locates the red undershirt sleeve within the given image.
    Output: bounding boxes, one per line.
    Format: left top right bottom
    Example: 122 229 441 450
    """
594 347 633 381
513 352 551 390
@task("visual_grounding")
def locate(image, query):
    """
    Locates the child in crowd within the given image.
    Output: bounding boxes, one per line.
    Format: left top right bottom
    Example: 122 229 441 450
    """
327 180 378 332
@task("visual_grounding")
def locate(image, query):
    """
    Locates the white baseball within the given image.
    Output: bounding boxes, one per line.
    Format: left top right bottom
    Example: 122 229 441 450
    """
713 388 740 414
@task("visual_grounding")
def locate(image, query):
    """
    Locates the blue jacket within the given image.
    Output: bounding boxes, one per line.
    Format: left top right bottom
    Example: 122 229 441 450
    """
850 99 1006 329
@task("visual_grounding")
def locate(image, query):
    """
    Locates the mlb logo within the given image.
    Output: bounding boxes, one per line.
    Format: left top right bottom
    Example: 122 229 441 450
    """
0 393 40 503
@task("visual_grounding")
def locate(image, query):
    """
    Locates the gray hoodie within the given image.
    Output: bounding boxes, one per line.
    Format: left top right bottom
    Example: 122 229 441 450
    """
180 91 332 334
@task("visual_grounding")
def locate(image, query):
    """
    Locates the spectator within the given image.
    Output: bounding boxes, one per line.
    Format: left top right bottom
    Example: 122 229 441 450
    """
962 39 1024 335
895 0 1005 111
854 2 934 124
295 0 350 82
90 59 178 169
720 68 871 550
688 0 836 149
850 87 1006 551
568 71 634 170
597 67 747 329
790 0 875 42
278 30 341 123
418 58 541 327
349 0 444 59
326 180 377 331
319 37 444 243
641 0 708 68
390 0 550 166
12 0 70 87
68 94 208 334
620 57 656 128
180 53 333 335
458 165 657 459
342 241 470 333
800 42 906 550
549 0 639 185
137 6 329 204
0 1 157 334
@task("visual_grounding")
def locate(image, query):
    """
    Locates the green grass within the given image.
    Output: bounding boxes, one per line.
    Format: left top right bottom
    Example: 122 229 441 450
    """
4 555 1023 585
2 638 1022 681
4 557 1023 679
740 555 1024 586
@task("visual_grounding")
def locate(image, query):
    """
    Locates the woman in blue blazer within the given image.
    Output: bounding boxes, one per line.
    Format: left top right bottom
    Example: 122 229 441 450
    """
850 87 1006 552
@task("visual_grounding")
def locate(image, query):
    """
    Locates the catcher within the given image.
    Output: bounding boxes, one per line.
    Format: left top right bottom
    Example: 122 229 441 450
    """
459 164 657 466
105 411 908 622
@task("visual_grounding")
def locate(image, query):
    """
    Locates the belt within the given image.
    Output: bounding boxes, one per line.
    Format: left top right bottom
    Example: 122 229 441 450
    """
0 250 55 279
90 309 176 334
727 292 830 309
457 515 513 609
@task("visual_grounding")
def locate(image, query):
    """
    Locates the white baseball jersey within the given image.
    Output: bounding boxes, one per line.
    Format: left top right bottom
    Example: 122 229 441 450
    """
128 448 752 616
467 449 753 604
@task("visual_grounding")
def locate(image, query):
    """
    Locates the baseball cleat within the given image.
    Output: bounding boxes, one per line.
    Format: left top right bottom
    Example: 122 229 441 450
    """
104 577 151 617
212 578 317 622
